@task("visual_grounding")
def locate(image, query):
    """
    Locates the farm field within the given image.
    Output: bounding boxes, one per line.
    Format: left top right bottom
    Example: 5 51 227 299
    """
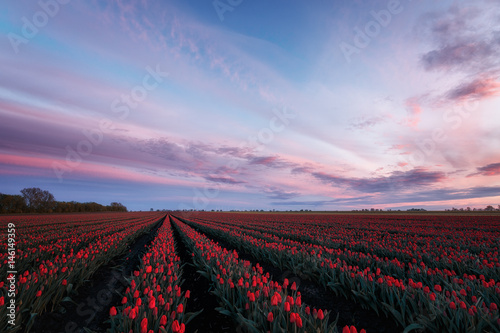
1 212 499 333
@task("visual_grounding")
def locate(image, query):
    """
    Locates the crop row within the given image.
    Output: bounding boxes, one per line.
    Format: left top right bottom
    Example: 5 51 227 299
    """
108 215 193 333
0 212 164 332
171 215 366 333
178 213 499 332
190 213 500 279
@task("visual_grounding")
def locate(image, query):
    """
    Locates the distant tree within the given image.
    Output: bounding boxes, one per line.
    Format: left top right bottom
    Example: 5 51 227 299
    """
485 205 494 211
20 187 55 213
107 202 127 212
0 194 27 213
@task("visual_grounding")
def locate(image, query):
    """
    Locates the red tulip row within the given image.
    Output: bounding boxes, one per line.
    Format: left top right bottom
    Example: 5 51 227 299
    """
0 212 164 332
191 213 500 279
178 213 499 331
0 212 163 276
109 216 191 333
171 216 366 333
185 214 499 300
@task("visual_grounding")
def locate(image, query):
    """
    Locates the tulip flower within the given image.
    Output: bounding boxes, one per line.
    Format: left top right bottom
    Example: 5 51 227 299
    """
317 309 325 320
140 318 148 333
284 301 291 312
109 306 117 316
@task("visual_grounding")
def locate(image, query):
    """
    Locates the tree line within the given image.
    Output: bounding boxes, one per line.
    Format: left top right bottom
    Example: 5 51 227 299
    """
0 187 127 214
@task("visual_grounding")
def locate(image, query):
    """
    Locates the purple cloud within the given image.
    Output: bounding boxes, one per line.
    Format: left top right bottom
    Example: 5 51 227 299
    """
204 175 245 184
468 162 500 177
422 42 494 72
349 116 385 130
263 187 300 200
447 77 500 100
418 4 500 73
312 168 445 193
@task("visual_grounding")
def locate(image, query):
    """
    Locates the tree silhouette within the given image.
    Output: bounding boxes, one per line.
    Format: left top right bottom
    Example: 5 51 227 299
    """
20 187 56 213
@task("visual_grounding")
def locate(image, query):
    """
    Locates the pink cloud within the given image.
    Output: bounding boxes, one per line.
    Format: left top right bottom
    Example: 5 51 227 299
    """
448 77 500 101
0 153 199 187
468 162 500 177
405 97 422 128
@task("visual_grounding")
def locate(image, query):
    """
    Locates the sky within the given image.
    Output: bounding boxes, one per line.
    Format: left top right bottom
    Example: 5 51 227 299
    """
0 0 499 211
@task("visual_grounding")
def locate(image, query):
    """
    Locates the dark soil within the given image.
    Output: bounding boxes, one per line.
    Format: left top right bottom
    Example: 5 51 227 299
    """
30 215 166 333
170 216 239 333
174 215 402 333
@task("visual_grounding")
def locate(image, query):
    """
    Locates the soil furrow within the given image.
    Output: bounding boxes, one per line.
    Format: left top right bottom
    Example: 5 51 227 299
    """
170 216 238 333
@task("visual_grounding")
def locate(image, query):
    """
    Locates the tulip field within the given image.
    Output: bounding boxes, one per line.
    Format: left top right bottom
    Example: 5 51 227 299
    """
1 212 499 332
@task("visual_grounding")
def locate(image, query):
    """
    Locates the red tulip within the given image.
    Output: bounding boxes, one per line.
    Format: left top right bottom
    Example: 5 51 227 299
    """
284 301 290 312
267 312 274 322
172 320 180 332
295 314 303 328
129 308 137 319
109 306 117 316
140 317 148 333
317 309 325 320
